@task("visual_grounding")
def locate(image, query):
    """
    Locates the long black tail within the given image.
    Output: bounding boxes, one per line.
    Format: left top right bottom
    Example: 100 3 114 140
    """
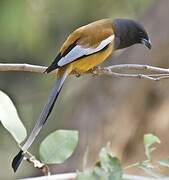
12 69 69 172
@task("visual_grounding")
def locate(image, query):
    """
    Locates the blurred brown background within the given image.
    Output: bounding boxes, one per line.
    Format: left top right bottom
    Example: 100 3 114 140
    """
1 0 169 179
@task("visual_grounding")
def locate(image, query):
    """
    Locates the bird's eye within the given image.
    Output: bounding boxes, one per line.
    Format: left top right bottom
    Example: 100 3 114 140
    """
139 31 146 39
139 31 144 35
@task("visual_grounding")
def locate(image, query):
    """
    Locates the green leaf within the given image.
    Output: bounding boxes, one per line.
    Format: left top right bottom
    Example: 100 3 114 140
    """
144 134 161 146
158 159 169 168
0 90 27 143
98 147 123 180
39 129 78 164
143 134 161 159
77 147 123 180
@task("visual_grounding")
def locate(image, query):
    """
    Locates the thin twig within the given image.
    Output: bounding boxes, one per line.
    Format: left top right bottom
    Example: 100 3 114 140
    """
108 64 169 73
99 71 160 81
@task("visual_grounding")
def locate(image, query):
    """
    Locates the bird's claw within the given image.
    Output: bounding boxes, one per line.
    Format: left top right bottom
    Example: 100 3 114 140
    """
75 73 81 77
90 66 101 76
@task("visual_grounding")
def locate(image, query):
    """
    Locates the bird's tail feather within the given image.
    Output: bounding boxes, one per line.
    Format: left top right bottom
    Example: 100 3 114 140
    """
12 68 69 172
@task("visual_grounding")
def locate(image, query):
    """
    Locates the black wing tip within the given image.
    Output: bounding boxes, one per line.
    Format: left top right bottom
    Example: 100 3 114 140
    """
44 66 51 73
44 65 58 74
44 67 50 74
12 150 24 172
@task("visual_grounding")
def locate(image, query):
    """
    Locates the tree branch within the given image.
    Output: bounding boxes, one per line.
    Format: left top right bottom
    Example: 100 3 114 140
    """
0 63 46 73
1 63 169 81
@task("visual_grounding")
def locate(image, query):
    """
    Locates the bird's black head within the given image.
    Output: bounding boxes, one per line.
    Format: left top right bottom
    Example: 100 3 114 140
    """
112 18 151 50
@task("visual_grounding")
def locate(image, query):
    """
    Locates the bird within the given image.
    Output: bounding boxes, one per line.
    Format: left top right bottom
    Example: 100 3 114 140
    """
12 18 151 172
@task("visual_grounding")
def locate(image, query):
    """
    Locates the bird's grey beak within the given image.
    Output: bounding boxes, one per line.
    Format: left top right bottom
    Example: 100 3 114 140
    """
141 39 152 49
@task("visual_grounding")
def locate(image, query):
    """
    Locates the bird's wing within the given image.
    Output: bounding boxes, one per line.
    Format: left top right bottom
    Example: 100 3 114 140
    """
57 34 114 66
45 23 114 73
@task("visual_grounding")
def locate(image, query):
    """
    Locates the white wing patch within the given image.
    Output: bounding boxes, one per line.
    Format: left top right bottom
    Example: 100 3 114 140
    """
58 35 114 66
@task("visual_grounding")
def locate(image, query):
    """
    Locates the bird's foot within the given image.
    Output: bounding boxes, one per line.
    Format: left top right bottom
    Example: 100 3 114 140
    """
75 72 81 77
89 66 101 76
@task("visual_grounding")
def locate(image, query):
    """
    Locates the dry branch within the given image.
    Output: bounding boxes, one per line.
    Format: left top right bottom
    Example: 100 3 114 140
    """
0 63 46 73
1 63 169 81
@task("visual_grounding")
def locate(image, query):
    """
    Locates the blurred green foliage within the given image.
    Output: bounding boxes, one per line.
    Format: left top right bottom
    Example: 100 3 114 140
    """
0 0 152 179
77 147 123 180
77 134 168 179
